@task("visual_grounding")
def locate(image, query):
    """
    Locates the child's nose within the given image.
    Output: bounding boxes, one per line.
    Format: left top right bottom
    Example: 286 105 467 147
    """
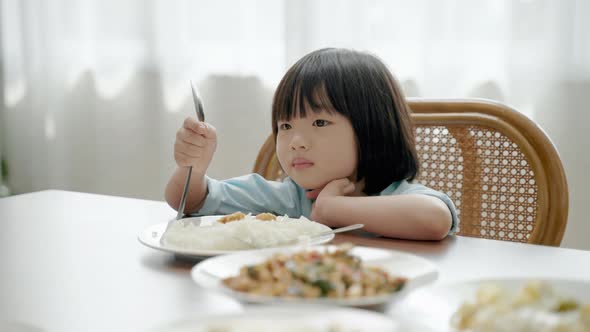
290 134 310 151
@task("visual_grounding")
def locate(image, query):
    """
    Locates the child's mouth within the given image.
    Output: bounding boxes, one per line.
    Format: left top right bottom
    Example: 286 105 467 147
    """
292 158 314 170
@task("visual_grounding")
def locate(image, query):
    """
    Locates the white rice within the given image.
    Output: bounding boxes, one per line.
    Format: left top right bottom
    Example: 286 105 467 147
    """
162 214 330 251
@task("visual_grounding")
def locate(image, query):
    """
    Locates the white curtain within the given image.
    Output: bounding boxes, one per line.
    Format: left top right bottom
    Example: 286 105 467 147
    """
1 1 588 224
1 0 286 198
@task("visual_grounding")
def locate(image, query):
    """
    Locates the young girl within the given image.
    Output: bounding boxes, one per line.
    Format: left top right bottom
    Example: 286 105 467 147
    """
165 48 458 240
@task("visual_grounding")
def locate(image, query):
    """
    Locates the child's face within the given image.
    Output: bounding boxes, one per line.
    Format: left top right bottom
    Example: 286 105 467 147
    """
275 109 358 191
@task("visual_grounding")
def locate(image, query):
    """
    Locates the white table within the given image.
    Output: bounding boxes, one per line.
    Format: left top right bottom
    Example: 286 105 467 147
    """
1 190 588 331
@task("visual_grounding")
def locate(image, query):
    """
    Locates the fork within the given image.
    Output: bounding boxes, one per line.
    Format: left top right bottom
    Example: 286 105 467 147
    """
176 81 206 220
230 223 365 248
282 223 365 246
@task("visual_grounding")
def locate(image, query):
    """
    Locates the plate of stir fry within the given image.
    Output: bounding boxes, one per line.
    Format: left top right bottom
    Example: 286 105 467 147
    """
191 243 438 307
390 278 590 331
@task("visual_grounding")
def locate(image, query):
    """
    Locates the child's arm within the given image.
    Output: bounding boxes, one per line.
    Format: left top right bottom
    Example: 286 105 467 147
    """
194 174 308 217
310 179 453 240
165 117 217 213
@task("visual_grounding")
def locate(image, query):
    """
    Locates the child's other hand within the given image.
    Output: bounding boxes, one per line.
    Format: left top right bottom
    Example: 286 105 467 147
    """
307 178 355 201
309 178 355 225
174 117 217 175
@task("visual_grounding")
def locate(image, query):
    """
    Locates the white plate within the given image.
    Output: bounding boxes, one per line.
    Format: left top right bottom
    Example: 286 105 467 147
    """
137 216 335 258
191 245 438 307
390 278 590 331
150 305 400 332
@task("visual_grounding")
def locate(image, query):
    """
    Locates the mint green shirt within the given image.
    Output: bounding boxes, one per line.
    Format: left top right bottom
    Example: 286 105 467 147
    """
195 173 458 234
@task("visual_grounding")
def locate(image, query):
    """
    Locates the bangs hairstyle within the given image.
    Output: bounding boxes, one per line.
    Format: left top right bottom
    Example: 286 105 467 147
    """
271 48 419 195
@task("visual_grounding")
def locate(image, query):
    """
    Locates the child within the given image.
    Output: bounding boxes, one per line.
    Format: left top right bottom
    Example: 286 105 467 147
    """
165 48 458 240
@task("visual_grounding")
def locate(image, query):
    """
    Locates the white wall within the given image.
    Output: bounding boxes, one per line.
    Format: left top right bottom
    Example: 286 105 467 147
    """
532 81 590 250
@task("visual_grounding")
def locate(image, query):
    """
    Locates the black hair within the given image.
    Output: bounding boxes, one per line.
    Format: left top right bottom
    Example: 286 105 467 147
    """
271 48 418 195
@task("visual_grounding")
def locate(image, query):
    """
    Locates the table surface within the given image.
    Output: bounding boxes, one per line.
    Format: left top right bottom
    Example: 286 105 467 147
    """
1 190 588 331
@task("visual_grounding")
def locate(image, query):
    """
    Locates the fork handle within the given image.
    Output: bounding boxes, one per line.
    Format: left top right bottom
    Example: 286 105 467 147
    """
176 166 193 220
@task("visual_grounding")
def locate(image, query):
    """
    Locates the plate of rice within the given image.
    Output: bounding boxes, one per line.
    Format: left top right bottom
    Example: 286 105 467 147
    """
191 244 438 308
137 212 335 257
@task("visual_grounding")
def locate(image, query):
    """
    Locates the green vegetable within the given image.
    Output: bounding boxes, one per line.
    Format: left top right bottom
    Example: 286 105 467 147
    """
312 279 334 296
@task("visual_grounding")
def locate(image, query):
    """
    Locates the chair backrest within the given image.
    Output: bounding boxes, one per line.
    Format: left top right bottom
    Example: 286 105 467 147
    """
253 99 569 246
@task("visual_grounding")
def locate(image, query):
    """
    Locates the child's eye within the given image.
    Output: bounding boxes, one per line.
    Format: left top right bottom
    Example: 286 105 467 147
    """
313 119 330 127
278 123 292 130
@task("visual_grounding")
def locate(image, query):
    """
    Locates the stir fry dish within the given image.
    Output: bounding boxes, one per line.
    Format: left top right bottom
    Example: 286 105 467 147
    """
452 281 590 331
222 244 406 299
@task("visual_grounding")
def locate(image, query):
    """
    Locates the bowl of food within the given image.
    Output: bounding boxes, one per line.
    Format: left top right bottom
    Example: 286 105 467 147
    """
390 278 590 331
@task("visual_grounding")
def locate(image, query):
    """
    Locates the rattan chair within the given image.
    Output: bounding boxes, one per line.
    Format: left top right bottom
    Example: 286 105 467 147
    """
253 99 569 246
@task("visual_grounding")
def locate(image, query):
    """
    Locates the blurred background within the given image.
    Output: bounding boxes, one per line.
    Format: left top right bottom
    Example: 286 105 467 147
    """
0 0 588 249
